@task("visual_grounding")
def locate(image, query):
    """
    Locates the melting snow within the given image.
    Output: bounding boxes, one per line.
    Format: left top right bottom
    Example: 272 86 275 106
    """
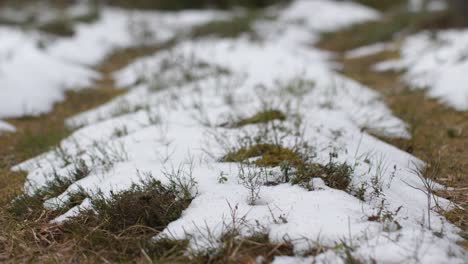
5 0 466 263
376 29 468 111
0 8 227 127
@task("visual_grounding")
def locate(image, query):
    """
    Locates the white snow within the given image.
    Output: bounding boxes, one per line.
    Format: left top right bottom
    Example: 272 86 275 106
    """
6 1 466 263
0 27 97 118
0 7 228 129
375 29 468 111
48 8 228 66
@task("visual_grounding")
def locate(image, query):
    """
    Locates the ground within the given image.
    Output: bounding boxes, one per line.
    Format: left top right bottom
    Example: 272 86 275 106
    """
0 0 467 263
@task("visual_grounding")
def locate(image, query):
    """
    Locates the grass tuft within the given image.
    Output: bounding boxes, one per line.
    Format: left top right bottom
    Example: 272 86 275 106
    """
56 177 194 262
222 144 302 167
196 232 294 263
8 174 74 220
293 159 354 191
234 110 286 127
109 0 290 10
80 178 193 233
223 144 353 191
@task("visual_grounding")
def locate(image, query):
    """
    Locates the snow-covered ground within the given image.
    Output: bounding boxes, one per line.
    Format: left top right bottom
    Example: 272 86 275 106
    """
5 0 467 263
375 29 468 111
0 27 96 120
0 7 226 132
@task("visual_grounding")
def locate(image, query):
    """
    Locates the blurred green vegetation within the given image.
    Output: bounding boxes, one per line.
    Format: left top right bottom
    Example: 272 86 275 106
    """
1 0 467 39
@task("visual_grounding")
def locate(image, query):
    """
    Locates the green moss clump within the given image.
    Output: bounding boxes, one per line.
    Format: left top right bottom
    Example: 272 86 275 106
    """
235 110 286 127
222 144 302 167
223 145 353 190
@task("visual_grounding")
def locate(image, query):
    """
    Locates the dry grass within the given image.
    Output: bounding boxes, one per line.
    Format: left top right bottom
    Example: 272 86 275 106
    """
234 110 286 128
194 232 295 263
0 44 174 262
108 0 290 10
222 144 353 191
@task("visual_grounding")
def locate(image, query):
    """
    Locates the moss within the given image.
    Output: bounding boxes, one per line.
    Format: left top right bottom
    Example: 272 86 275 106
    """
235 110 286 127
222 144 302 167
223 145 353 190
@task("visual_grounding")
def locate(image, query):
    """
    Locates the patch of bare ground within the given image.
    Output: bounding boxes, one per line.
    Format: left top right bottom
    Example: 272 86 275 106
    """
316 42 467 247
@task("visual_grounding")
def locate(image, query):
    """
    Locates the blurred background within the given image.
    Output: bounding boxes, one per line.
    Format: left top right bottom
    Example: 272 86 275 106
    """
0 0 467 38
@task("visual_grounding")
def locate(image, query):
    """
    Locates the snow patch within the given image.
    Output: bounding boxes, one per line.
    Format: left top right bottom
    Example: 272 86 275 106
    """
376 29 468 111
0 7 228 129
8 1 466 263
